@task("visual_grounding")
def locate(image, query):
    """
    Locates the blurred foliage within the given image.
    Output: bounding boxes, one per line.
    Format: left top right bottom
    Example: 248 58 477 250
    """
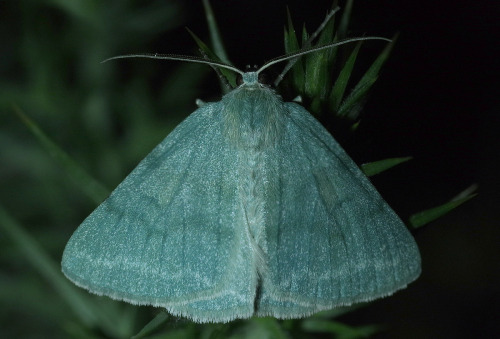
1 1 201 337
0 0 474 338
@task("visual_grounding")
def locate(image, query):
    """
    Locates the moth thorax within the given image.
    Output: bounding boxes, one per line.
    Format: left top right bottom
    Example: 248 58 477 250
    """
222 87 285 150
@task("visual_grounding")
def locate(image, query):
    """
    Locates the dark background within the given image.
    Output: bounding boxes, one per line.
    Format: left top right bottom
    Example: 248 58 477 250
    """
1 0 498 338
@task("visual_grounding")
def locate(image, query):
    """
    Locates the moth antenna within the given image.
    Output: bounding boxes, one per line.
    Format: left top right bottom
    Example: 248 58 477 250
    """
275 6 340 86
102 53 244 76
256 36 391 79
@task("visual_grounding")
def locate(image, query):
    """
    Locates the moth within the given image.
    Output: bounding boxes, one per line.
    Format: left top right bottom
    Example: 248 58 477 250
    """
62 37 421 323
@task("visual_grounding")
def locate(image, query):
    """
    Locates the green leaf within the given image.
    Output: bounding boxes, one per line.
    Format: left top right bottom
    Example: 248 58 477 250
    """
409 189 477 228
338 0 354 38
361 156 412 177
338 34 397 118
301 22 309 46
304 12 337 101
284 8 305 92
284 8 301 55
132 311 170 339
329 42 362 111
202 0 230 64
350 120 361 131
186 28 237 88
13 105 109 205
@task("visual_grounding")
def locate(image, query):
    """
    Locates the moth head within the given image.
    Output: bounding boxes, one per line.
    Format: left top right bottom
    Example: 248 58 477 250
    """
236 65 273 88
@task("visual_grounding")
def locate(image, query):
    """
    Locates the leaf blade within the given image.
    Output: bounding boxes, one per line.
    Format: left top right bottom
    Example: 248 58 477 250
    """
202 0 230 64
338 34 397 118
361 156 412 177
409 190 477 228
13 105 109 204
329 41 362 111
186 28 237 88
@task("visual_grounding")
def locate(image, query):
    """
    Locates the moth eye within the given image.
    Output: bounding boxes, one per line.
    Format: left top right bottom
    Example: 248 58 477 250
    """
258 72 273 86
236 73 243 86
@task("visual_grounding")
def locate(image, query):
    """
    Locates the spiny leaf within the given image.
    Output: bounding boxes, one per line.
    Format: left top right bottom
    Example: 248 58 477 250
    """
337 0 353 38
301 22 309 46
304 14 337 102
361 156 412 177
284 7 301 54
186 28 237 88
338 34 397 118
13 105 109 204
284 7 305 92
409 190 477 228
202 0 230 64
329 41 362 111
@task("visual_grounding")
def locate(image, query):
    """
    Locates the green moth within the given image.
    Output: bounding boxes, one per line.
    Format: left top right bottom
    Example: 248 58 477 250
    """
61 38 421 323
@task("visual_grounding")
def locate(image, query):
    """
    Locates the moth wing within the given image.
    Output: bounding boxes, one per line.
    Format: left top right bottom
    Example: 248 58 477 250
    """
257 102 421 318
62 103 256 323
